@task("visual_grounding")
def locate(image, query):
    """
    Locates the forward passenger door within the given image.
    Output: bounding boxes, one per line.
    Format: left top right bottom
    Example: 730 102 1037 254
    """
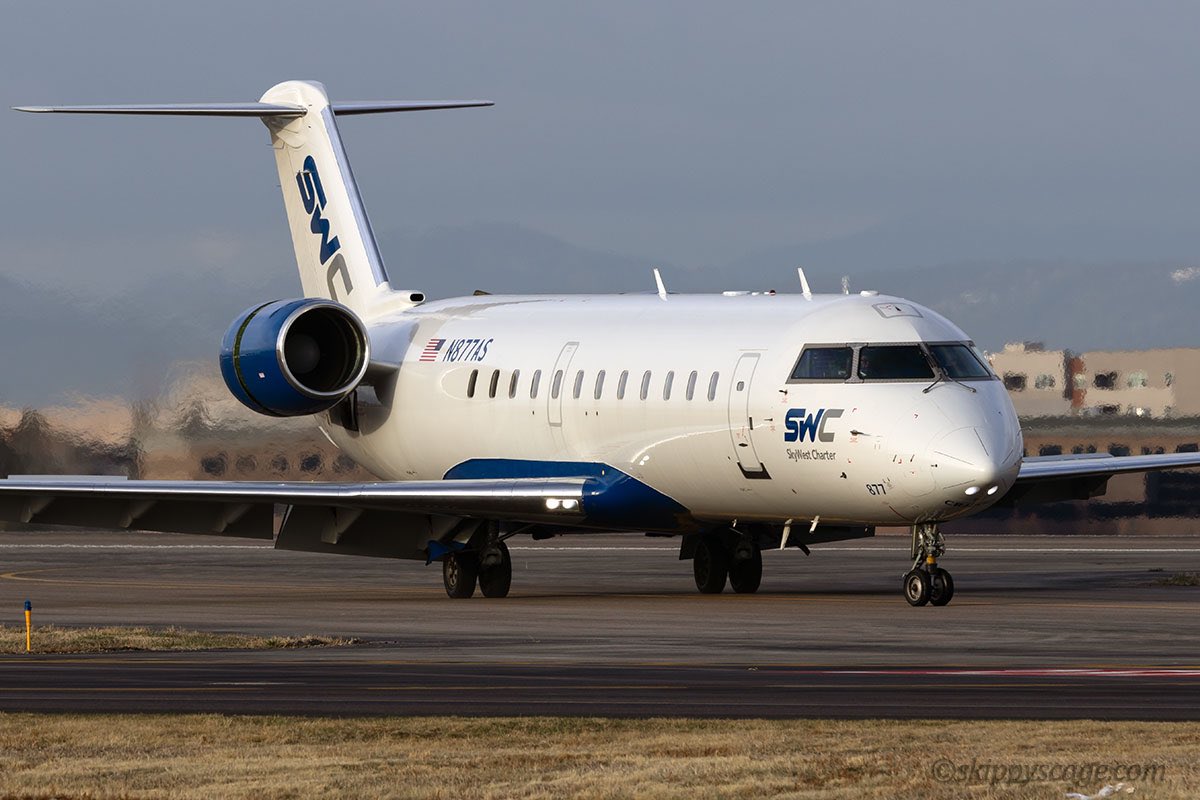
728 353 770 479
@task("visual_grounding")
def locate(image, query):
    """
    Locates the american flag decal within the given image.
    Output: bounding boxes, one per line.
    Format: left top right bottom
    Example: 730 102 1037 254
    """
419 338 445 362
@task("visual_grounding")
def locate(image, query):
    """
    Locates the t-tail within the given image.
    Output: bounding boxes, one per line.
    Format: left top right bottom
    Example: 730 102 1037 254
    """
15 81 492 317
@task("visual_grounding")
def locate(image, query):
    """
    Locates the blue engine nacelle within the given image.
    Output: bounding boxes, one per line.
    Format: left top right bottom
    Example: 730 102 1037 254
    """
219 298 370 417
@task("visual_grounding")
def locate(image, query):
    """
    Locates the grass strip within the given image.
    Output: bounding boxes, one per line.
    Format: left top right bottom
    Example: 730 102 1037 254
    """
0 625 354 654
0 715 1195 799
1152 572 1200 586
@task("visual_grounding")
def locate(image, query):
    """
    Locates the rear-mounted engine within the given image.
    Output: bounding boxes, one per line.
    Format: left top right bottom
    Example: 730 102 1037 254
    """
219 299 369 417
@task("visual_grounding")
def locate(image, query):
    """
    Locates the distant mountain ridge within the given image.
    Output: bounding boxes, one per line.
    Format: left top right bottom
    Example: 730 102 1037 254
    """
2 222 1196 403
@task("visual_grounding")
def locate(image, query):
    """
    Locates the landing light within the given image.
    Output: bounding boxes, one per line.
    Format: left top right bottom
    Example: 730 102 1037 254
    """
545 499 561 510
964 487 980 496
986 486 999 496
562 499 579 511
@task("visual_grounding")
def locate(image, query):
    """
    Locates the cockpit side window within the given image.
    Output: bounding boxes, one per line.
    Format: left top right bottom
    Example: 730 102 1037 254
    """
929 344 993 379
857 345 935 380
790 346 853 381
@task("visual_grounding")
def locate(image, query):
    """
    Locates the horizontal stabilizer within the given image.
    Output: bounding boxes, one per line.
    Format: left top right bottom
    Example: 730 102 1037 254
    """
13 100 492 117
331 100 493 115
13 103 307 117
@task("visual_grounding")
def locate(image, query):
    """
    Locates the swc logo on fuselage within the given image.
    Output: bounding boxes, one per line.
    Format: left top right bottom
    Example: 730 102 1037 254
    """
295 155 352 299
783 407 844 443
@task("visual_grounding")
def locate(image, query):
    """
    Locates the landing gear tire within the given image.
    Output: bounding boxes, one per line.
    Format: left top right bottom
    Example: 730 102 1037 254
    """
903 569 930 607
478 541 513 599
729 544 762 594
693 537 729 594
905 522 954 606
929 567 954 606
443 552 479 599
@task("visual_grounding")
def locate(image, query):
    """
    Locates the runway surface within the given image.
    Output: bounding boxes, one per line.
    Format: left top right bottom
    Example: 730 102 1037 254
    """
2 529 1199 718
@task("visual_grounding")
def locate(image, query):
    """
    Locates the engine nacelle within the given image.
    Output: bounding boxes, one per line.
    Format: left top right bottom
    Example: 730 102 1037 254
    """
219 298 370 417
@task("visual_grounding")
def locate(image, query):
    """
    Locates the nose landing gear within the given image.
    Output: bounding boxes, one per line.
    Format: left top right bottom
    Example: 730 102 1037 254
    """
903 523 954 607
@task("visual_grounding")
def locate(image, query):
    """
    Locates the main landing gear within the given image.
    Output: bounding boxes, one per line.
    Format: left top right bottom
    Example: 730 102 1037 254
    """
692 530 762 594
442 539 513 599
903 522 954 607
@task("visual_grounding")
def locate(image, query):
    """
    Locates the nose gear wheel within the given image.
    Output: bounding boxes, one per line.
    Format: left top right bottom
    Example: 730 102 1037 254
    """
903 523 954 607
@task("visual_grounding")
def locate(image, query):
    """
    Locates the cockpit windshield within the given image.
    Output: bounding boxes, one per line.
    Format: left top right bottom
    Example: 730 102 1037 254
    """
857 345 934 380
928 344 993 379
790 346 853 380
787 341 996 383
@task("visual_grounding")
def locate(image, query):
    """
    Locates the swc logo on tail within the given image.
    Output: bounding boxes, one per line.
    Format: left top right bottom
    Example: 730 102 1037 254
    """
295 155 352 299
296 155 340 262
784 408 844 443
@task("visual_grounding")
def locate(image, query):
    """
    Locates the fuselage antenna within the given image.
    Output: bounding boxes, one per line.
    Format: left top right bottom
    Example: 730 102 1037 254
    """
653 268 668 301
797 267 813 300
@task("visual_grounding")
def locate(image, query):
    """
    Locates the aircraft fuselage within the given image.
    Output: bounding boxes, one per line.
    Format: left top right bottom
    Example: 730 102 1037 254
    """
331 290 1024 530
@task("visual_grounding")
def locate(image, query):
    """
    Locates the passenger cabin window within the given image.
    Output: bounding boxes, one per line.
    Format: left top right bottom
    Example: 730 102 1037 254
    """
594 370 606 400
790 346 853 381
551 369 564 399
573 370 585 399
640 371 652 401
488 369 500 398
467 369 479 398
509 370 520 398
663 371 674 400
708 372 719 401
617 370 629 400
928 344 992 379
530 369 542 399
857 345 934 381
686 371 698 400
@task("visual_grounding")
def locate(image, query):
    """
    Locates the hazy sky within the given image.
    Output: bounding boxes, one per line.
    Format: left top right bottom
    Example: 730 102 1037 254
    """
4 1 1200 297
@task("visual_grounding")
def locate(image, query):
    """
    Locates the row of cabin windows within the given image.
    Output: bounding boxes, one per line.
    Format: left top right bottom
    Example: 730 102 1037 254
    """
466 368 723 402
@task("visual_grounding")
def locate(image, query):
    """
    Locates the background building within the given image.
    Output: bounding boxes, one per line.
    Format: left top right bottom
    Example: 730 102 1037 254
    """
989 342 1200 419
988 342 1076 418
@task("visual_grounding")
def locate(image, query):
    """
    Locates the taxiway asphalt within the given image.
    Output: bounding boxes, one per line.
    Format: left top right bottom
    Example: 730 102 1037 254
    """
1 530 1198 718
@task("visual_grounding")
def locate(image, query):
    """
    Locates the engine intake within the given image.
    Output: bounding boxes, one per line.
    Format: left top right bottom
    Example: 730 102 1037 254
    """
219 299 370 417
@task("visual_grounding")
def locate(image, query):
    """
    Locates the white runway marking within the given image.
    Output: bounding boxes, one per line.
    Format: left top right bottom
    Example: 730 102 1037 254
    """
840 668 1200 678
512 546 1200 554
0 543 1198 554
0 543 267 550
821 547 1200 554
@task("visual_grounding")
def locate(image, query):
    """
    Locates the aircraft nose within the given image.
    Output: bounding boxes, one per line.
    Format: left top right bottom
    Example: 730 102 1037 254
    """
929 426 1018 499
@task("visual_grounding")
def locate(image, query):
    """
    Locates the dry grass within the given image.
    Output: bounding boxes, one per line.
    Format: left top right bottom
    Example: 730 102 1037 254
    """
1152 571 1200 586
0 715 1195 799
0 625 355 654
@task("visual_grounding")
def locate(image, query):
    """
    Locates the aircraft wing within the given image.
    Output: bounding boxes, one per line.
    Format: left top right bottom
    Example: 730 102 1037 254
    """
1003 452 1200 506
0 476 589 559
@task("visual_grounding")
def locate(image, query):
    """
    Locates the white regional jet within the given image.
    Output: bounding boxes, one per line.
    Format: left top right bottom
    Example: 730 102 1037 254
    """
9 81 1200 605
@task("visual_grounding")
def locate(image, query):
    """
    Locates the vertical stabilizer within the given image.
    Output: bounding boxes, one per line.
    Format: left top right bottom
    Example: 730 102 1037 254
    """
259 81 393 314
